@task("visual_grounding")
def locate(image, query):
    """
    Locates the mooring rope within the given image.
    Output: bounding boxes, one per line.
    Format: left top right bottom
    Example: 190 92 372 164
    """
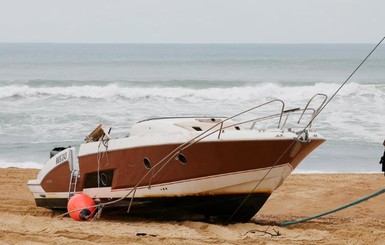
280 187 385 226
277 37 385 227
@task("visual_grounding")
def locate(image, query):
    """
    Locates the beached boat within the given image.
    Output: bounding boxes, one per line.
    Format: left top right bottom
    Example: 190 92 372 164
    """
28 96 326 222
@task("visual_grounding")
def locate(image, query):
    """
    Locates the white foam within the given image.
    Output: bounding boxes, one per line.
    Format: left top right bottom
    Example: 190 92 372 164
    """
1 82 383 101
1 82 383 145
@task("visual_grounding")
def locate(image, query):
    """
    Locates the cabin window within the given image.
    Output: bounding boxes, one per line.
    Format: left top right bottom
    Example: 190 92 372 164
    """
192 126 202 131
177 153 188 165
84 169 114 188
235 126 240 130
143 157 152 169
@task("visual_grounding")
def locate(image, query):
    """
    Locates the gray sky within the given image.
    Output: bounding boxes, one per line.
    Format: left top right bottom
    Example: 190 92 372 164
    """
1 0 384 43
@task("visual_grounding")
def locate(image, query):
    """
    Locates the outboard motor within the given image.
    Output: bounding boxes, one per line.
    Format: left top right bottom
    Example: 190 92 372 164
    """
50 147 69 158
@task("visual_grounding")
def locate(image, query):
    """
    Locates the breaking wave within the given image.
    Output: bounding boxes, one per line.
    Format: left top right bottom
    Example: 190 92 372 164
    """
1 81 384 102
1 80 384 144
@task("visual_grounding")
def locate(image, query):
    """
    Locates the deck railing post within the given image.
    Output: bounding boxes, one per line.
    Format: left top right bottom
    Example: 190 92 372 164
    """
217 122 224 139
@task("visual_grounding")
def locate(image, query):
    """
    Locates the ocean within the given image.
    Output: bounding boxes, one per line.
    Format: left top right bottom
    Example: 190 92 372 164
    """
0 43 384 173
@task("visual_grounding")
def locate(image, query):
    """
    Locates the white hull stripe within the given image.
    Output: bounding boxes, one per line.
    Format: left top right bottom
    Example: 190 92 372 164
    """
31 164 293 200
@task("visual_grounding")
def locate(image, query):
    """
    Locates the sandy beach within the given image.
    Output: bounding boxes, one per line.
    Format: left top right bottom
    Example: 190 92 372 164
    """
1 168 385 244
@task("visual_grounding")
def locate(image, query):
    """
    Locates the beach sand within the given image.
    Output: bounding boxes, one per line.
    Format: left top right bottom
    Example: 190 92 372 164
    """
1 168 385 244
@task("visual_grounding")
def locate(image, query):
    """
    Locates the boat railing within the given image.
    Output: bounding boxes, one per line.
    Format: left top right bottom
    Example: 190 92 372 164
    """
217 99 285 139
215 93 328 139
216 108 311 139
297 93 328 127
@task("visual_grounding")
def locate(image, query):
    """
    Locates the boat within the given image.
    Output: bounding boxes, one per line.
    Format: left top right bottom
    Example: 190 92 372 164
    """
28 95 326 222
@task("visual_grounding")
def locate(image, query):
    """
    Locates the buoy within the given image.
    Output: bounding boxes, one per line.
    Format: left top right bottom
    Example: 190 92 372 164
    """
67 193 96 221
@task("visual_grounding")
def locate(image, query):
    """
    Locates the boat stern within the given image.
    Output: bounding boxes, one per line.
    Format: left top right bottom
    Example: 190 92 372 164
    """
27 146 78 209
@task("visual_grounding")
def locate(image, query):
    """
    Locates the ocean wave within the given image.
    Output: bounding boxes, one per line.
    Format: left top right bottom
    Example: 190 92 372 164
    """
0 81 383 144
1 81 383 101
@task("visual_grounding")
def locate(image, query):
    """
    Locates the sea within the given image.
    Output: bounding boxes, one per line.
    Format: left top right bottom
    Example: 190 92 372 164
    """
0 43 384 173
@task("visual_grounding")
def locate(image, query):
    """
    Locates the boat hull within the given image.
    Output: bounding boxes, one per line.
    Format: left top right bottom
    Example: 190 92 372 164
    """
29 137 324 222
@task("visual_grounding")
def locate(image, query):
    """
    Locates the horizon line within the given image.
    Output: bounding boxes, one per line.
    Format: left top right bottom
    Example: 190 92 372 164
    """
0 41 378 45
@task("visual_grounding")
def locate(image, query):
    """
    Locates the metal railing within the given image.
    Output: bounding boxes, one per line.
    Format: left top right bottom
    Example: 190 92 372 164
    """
217 99 285 139
215 93 328 140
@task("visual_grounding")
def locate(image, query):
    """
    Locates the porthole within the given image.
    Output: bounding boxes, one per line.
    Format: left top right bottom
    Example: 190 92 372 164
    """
177 153 188 165
144 157 152 169
100 172 108 186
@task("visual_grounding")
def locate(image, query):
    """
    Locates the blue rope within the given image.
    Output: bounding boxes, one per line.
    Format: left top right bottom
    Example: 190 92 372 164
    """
280 188 385 226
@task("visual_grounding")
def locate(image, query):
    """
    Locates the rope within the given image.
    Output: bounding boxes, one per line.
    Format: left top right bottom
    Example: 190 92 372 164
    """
226 36 385 223
280 187 385 226
277 37 385 226
310 36 385 123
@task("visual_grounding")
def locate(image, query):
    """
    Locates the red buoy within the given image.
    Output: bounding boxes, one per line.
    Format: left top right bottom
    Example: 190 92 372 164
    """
67 193 96 221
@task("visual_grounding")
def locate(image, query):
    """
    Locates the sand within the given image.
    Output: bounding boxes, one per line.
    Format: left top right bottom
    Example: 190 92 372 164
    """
1 168 385 244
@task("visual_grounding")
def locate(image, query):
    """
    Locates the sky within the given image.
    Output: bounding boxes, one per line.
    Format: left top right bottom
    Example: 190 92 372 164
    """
0 0 384 43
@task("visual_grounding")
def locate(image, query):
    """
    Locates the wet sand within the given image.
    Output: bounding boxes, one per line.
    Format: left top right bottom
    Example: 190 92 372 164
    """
1 167 385 244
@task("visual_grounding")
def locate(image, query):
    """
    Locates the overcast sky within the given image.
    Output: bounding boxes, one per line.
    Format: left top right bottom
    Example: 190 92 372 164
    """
1 0 384 43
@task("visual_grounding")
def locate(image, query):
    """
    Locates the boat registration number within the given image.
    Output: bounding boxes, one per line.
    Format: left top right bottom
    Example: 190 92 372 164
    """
56 152 68 164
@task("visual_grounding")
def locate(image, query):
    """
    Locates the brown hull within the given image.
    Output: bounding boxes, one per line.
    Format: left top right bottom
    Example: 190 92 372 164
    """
41 139 324 193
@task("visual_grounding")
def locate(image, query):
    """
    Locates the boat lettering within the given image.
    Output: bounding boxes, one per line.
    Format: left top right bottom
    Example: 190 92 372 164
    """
56 152 68 164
